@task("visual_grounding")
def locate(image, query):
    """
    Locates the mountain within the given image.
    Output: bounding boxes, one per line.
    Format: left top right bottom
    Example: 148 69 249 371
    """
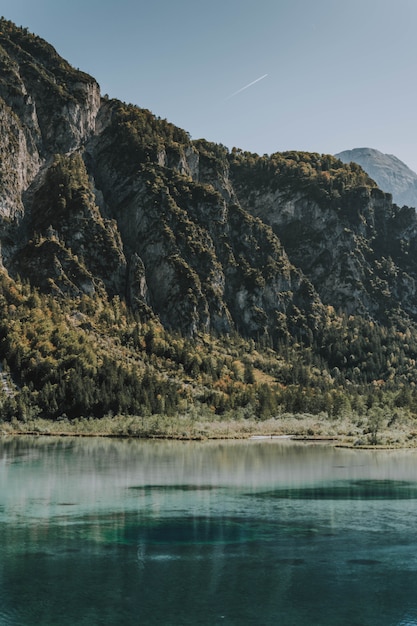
2 18 417 431
335 147 417 208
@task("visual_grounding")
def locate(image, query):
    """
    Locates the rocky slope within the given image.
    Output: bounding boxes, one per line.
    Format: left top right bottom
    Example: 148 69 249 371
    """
2 17 417 348
336 147 417 209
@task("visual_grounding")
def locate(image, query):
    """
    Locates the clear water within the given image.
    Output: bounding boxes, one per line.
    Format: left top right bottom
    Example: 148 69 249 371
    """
1 437 417 625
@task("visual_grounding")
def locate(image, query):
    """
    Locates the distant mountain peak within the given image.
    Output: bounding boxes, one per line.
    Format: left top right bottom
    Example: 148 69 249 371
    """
335 147 417 208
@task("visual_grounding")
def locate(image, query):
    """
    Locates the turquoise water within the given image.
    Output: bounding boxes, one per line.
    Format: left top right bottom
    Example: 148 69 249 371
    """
1 437 417 625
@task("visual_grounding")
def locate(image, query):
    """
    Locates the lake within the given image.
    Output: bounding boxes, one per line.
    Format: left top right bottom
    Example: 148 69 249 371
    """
1 436 417 625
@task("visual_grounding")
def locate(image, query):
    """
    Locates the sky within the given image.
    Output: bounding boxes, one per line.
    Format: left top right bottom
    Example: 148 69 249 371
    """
2 0 417 170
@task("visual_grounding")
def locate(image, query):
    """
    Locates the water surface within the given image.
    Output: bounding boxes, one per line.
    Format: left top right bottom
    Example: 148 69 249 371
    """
1 436 417 625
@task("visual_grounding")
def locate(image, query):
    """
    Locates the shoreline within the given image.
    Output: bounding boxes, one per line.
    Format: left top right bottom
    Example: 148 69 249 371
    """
0 415 417 450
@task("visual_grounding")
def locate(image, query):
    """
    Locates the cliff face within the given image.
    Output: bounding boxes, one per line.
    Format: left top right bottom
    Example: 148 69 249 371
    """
232 171 403 321
0 24 99 217
2 18 417 344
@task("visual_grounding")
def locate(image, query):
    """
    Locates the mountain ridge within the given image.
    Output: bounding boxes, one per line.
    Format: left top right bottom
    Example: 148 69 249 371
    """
2 18 417 436
336 147 417 209
0 17 412 336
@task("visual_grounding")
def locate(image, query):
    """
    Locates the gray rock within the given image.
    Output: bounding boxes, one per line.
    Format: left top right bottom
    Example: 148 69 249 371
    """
336 147 417 208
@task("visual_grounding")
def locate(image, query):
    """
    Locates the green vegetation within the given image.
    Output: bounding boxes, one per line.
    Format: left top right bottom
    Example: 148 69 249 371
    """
229 149 377 205
2 19 417 448
0 269 417 447
100 100 190 174
0 17 93 85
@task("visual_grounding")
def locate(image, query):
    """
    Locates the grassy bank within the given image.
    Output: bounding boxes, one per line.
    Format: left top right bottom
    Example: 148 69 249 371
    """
2 408 417 448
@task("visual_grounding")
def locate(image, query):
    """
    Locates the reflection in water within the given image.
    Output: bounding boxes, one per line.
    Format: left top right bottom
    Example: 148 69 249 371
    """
1 437 417 625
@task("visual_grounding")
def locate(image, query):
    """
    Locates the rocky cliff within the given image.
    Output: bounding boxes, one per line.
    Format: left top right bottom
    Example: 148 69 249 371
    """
2 17 417 347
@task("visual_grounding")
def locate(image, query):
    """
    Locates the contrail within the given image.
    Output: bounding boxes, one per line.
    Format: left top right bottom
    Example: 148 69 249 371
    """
226 74 268 100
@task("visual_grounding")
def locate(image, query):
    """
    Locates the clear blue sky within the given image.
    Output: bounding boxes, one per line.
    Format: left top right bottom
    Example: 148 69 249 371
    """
2 0 417 170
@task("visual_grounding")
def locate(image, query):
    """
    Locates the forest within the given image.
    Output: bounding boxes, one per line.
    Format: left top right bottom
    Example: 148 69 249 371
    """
0 267 416 447
1 18 417 446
